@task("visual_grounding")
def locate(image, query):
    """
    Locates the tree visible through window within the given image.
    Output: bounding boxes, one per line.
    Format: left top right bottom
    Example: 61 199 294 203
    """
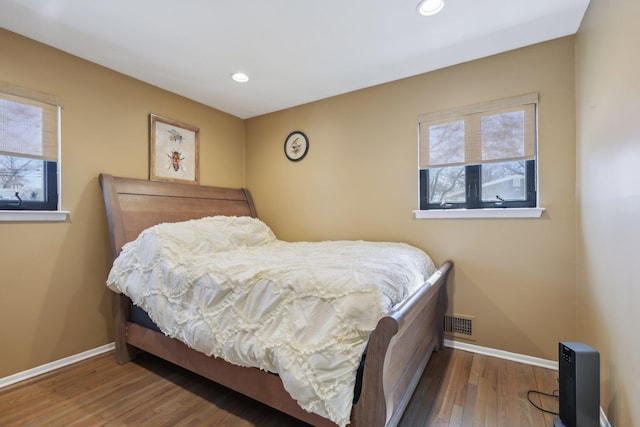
0 86 60 211
418 94 537 210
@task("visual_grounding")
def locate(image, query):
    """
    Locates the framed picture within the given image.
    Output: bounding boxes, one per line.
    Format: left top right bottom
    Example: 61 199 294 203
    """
149 114 200 184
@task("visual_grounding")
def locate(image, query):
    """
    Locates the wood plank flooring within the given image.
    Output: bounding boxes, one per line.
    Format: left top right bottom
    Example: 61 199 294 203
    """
0 348 559 426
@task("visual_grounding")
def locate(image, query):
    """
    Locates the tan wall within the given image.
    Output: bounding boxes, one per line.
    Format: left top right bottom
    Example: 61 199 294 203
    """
0 27 582 380
246 37 577 361
0 29 245 377
576 0 640 425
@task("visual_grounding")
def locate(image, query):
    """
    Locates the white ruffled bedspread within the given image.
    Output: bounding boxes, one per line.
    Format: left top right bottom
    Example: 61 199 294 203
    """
106 216 435 426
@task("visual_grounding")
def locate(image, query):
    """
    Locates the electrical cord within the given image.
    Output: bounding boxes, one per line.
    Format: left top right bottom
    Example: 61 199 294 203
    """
527 389 560 416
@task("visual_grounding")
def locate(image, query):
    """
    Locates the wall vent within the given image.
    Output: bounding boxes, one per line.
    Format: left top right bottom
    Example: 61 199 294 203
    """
444 314 476 340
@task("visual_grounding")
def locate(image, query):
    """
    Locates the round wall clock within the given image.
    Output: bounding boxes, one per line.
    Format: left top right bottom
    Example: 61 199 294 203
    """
284 131 309 162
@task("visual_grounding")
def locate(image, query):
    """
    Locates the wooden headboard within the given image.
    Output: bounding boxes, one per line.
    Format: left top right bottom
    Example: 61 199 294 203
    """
99 174 257 259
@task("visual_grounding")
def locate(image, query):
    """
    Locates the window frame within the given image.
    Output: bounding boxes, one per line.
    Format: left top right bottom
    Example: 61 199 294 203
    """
420 160 536 210
0 160 58 211
417 93 539 213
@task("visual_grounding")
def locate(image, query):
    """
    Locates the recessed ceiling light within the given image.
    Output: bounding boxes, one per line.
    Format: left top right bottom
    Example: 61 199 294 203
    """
417 0 444 16
232 72 249 83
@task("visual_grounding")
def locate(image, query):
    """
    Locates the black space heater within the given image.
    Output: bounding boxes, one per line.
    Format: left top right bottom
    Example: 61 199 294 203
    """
554 342 600 427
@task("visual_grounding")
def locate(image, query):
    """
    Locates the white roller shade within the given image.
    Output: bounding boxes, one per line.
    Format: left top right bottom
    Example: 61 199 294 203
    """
0 82 61 162
419 93 537 169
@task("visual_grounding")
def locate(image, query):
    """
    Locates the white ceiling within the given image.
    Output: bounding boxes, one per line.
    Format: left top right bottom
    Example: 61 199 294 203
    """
0 0 590 119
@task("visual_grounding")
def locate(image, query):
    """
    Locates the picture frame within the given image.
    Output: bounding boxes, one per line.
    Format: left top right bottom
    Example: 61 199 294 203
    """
149 114 200 184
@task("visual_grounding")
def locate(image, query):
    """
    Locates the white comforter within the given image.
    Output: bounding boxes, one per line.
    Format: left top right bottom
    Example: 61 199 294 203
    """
106 216 435 426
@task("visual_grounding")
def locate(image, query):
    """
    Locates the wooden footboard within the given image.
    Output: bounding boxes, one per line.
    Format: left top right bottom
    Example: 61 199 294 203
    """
99 174 452 427
353 260 451 427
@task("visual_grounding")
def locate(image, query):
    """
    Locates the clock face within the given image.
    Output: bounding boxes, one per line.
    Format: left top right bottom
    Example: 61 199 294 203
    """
284 131 309 161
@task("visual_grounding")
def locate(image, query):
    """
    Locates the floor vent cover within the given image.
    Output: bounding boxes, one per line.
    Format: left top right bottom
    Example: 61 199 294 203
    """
444 314 475 340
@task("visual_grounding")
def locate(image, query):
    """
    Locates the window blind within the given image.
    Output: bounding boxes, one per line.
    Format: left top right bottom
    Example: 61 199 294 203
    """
419 93 537 169
0 82 61 162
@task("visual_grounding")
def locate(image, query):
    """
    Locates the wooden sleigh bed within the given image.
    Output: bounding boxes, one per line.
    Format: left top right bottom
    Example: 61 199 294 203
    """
99 173 452 427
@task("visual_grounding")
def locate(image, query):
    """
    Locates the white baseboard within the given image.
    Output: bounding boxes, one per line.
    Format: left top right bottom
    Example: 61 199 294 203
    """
443 340 611 427
444 338 558 370
0 342 115 389
600 407 612 427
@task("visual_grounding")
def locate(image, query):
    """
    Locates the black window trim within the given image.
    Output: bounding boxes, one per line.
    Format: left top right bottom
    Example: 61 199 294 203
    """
0 160 58 211
420 159 536 210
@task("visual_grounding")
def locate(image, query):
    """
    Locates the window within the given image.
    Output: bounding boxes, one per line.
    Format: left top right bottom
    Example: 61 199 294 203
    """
418 93 537 211
0 84 61 211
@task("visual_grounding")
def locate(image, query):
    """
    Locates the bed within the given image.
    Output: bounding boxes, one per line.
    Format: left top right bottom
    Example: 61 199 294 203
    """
99 173 452 427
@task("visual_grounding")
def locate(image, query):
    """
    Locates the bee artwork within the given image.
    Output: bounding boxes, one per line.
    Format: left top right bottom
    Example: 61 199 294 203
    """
166 129 186 172
150 114 200 184
168 149 185 172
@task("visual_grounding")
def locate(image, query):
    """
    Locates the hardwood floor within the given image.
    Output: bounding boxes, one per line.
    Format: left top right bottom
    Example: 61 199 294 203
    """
0 348 559 426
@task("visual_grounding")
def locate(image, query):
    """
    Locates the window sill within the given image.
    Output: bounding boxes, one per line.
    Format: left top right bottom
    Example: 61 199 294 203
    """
413 207 545 219
0 210 70 222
